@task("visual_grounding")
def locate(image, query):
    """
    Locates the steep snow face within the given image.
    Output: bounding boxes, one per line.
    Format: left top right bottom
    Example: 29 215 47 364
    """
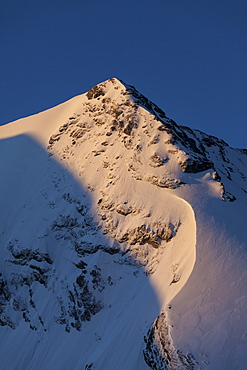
0 78 247 369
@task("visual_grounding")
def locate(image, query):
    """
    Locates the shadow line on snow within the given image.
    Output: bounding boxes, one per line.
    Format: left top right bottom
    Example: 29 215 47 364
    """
0 134 163 369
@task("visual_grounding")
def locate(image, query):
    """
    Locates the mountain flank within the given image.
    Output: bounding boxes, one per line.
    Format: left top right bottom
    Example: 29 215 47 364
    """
0 78 246 369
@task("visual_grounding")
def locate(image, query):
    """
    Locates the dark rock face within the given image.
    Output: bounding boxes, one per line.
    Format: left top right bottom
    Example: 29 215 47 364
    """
66 273 103 331
0 274 12 327
157 124 215 174
179 158 213 173
86 85 105 100
0 188 120 333
144 312 197 370
120 80 236 181
7 243 53 266
122 81 167 121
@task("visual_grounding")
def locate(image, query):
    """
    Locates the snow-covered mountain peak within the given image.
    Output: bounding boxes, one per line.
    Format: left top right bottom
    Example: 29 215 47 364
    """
85 77 169 124
47 78 247 203
0 79 247 370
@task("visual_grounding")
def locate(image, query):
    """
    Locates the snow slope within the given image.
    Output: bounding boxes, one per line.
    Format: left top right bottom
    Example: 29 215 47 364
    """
0 78 246 369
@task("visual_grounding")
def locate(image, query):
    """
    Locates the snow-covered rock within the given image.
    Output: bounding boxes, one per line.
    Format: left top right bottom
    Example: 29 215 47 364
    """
0 78 246 369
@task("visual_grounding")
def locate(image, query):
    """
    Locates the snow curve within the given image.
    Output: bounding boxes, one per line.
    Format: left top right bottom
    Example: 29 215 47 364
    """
149 194 197 310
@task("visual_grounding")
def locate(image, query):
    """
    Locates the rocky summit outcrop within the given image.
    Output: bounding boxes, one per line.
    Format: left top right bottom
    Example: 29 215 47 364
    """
48 78 247 202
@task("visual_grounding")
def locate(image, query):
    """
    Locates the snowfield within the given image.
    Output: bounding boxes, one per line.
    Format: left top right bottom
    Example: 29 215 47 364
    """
0 78 246 369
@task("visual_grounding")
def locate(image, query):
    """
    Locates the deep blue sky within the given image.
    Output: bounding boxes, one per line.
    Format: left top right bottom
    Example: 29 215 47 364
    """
1 0 247 148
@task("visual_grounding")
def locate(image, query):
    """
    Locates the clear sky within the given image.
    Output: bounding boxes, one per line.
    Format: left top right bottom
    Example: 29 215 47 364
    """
1 0 247 148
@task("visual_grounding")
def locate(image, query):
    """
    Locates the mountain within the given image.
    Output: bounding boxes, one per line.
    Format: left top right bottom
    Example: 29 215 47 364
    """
0 78 246 370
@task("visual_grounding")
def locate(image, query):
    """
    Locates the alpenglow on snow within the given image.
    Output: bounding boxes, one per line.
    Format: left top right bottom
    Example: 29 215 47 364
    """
0 78 247 370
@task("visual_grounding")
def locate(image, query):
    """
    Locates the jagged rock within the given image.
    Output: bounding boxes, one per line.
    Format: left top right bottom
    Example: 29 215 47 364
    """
0 275 11 307
49 133 61 145
70 128 85 139
146 176 183 189
7 243 52 265
144 312 197 370
212 171 221 181
115 205 132 216
179 158 213 173
86 85 105 100
101 244 120 255
90 266 105 292
119 223 175 248
75 260 88 271
150 153 168 167
75 242 100 256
